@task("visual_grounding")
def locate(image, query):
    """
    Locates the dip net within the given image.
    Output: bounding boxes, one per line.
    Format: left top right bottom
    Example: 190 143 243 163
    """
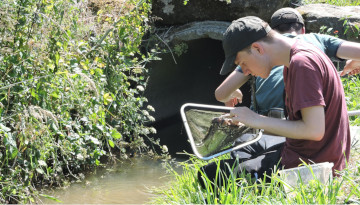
184 108 257 157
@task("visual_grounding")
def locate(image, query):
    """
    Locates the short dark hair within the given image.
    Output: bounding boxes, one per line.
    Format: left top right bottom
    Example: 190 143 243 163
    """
242 29 276 54
259 29 277 43
273 22 303 33
240 29 276 54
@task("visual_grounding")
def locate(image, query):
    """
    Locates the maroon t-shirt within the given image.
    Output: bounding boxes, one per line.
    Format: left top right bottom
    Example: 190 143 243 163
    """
281 39 350 172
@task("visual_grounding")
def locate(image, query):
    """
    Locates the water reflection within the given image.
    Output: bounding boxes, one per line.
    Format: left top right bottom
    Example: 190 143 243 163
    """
41 157 180 204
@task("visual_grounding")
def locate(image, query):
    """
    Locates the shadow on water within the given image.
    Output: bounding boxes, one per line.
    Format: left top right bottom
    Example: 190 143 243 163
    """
40 158 182 204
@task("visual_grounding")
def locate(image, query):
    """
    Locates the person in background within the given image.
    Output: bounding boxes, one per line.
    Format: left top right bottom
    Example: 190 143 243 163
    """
216 7 360 115
198 15 351 189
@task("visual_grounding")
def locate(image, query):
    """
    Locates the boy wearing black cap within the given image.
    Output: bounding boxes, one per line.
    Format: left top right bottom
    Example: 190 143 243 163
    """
216 7 360 114
198 16 350 188
270 7 305 33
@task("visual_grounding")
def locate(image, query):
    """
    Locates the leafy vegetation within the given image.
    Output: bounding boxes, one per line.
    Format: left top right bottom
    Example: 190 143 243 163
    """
0 0 164 203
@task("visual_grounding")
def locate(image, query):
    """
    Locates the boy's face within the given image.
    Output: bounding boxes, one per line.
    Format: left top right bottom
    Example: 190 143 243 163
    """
234 48 271 79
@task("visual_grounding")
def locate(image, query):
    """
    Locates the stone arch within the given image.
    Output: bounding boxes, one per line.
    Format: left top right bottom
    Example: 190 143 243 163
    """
145 22 252 156
161 21 230 43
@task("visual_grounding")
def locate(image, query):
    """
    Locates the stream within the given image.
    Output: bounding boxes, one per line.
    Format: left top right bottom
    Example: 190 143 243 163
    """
40 157 181 204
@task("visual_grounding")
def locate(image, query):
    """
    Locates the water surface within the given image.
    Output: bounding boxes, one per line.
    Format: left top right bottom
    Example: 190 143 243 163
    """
40 157 179 204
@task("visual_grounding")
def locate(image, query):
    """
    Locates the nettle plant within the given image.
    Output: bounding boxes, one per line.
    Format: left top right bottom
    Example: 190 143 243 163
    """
0 0 160 203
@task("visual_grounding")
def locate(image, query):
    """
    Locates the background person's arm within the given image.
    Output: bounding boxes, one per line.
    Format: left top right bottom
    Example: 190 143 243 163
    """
337 41 360 61
215 70 250 105
304 34 360 76
336 41 360 76
230 105 325 141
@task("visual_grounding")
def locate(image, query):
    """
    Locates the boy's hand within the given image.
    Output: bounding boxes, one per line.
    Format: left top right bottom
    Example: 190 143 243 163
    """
224 89 243 107
230 106 260 127
341 60 360 76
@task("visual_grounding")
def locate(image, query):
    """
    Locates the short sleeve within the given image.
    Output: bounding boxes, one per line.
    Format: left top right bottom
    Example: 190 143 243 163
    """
289 54 326 114
313 33 345 62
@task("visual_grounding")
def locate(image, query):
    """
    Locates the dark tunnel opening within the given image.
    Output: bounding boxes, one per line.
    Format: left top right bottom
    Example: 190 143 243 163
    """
145 38 252 158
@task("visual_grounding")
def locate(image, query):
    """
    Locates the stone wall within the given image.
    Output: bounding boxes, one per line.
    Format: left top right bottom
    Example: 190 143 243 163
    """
152 0 289 26
297 4 360 41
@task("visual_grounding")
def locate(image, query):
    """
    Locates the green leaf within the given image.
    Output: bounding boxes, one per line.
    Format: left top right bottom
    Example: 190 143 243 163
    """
111 129 122 139
4 133 18 159
108 139 115 148
50 92 60 99
55 53 60 65
31 89 39 100
51 123 59 132
39 194 62 203
10 148 18 159
103 93 113 105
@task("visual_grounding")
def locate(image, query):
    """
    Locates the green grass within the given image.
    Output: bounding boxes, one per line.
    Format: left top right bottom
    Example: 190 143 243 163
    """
150 149 360 204
303 0 360 6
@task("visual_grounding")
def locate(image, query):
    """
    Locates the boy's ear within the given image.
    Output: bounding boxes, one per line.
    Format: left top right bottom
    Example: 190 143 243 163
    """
251 42 264 54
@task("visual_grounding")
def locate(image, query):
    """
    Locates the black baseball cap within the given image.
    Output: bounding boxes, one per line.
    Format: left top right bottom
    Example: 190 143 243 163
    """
220 16 271 75
270 7 304 29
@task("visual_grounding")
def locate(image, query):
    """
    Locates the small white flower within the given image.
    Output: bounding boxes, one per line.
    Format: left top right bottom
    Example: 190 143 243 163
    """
142 110 149 116
162 145 168 153
149 127 157 134
148 116 155 122
137 85 145 91
142 128 150 135
76 153 84 160
147 105 155 112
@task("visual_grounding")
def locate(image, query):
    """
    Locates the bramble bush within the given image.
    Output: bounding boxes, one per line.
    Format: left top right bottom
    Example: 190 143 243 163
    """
0 0 162 203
